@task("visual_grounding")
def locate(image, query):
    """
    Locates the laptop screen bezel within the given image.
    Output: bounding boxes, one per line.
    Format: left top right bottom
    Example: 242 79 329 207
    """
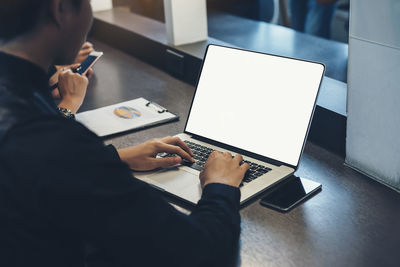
183 44 325 170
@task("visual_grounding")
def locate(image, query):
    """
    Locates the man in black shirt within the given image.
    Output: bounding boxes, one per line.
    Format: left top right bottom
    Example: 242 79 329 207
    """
0 1 249 266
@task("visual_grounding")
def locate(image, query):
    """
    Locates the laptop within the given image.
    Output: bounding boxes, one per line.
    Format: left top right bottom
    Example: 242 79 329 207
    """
134 44 325 206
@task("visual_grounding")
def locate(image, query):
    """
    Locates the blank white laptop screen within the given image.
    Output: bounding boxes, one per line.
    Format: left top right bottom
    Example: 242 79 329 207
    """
185 45 324 166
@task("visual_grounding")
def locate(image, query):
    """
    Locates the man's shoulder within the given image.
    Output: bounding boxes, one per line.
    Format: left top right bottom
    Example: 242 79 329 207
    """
0 115 129 189
1 116 103 162
11 116 98 142
0 86 35 140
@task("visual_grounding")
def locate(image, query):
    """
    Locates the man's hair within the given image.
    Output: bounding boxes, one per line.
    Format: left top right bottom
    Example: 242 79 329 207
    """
0 0 82 42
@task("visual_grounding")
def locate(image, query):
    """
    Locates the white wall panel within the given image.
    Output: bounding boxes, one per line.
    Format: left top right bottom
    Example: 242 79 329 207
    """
347 0 400 190
350 0 400 49
163 0 208 46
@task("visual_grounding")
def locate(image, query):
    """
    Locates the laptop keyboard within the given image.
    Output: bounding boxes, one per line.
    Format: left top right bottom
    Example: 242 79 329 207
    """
160 140 272 186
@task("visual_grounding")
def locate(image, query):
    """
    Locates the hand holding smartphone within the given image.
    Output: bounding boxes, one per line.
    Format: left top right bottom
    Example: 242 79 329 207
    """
50 51 103 91
74 51 103 75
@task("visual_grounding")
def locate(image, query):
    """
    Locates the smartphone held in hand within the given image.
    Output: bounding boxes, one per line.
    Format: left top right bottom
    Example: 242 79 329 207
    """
75 51 103 75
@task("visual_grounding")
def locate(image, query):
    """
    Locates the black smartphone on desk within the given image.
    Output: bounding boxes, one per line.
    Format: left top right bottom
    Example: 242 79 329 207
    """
260 175 321 212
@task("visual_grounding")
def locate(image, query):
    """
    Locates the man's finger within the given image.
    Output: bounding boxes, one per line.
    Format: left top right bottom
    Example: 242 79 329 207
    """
223 151 232 158
240 163 250 172
208 150 221 159
79 50 92 57
162 136 194 157
61 68 73 75
150 156 181 169
51 88 61 99
82 41 93 49
175 138 194 156
85 68 93 79
70 63 80 69
156 142 194 162
240 162 251 173
80 47 93 54
233 154 244 164
69 64 81 72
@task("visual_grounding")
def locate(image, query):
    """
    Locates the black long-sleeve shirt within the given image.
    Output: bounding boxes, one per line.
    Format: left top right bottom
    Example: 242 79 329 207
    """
0 52 241 267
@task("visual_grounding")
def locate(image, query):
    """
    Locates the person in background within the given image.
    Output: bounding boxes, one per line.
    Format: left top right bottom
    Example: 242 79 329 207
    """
290 0 339 39
0 1 249 266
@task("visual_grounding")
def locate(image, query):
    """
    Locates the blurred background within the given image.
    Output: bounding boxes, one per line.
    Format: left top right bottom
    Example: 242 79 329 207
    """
112 0 350 43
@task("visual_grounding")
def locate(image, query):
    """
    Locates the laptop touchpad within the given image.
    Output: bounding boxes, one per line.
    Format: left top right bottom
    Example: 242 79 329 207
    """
148 167 200 192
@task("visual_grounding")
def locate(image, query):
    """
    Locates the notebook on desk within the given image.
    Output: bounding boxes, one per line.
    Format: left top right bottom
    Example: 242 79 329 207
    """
134 44 325 206
76 97 178 137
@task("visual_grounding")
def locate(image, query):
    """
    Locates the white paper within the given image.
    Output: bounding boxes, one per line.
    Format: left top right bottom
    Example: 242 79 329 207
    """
76 98 177 137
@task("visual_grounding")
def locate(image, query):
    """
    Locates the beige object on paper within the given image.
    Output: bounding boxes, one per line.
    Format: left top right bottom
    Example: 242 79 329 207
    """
91 0 113 12
163 0 208 46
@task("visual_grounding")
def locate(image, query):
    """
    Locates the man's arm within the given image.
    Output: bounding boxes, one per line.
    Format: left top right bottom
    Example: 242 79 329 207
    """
8 119 246 266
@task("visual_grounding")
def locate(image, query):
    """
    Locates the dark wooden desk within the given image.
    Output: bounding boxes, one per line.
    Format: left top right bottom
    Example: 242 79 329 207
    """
85 39 400 267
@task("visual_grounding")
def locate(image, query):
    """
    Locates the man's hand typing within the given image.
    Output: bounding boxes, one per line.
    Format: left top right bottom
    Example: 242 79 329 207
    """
118 136 195 171
200 152 250 188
